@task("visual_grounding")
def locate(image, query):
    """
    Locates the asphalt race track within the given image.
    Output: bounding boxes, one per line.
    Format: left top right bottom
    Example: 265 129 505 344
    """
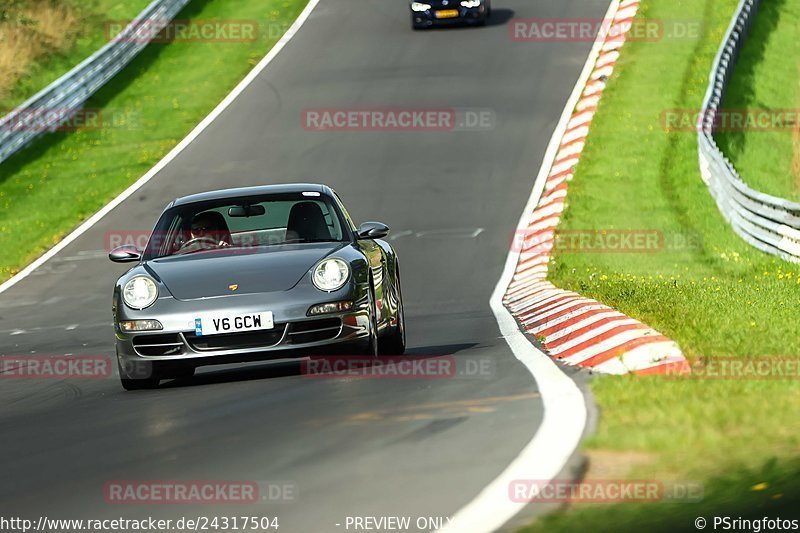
0 0 608 530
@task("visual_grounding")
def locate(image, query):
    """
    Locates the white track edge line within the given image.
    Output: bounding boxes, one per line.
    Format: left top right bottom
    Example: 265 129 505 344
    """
441 1 621 532
0 0 321 296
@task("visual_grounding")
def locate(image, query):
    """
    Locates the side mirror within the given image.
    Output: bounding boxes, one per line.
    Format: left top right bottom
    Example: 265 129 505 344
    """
356 221 390 240
109 245 142 263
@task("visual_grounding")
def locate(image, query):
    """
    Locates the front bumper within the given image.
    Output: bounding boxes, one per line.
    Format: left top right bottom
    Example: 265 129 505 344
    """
114 285 371 368
411 6 487 27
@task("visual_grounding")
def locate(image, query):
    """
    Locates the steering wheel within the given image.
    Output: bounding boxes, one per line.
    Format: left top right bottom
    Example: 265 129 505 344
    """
177 236 224 254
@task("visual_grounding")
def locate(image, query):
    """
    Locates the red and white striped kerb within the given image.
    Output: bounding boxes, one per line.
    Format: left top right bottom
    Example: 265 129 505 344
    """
503 0 688 375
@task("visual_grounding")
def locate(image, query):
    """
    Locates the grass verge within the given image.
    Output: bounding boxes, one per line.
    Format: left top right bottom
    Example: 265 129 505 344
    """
0 0 307 281
0 0 151 107
715 0 800 201
521 0 800 530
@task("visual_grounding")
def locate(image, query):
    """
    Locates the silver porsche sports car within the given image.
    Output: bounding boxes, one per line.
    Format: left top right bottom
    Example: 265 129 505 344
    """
109 183 405 390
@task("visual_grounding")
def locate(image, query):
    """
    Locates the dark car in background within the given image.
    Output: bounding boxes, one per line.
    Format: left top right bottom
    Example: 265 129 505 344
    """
410 0 491 29
109 183 405 390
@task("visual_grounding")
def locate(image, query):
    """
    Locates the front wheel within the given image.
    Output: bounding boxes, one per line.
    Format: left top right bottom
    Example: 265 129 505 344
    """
363 285 380 357
380 268 406 355
118 359 161 390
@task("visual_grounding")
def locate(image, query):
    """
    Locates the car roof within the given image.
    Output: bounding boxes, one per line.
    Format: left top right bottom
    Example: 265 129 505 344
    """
171 183 332 207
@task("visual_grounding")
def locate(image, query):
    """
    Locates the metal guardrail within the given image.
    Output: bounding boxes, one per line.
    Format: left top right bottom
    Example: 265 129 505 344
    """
0 0 191 165
698 0 800 262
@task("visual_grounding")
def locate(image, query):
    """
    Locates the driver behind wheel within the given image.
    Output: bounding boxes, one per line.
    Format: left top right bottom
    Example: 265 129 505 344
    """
179 211 232 253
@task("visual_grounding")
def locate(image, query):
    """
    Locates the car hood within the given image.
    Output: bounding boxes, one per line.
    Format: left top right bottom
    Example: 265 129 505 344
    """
146 243 347 300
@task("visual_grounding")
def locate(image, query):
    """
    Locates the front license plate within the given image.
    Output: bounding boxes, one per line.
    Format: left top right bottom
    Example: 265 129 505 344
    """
435 9 459 18
194 311 274 336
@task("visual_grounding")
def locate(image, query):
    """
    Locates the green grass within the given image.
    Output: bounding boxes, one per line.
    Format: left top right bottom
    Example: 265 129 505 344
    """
522 0 800 530
715 0 800 201
0 0 307 281
521 381 800 532
1 0 152 109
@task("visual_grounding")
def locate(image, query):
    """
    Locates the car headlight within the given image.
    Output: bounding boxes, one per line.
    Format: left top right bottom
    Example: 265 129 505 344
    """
312 258 350 292
411 2 431 12
460 0 481 7
122 276 159 310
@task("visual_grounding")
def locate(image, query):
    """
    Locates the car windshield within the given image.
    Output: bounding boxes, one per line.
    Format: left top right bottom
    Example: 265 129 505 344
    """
144 193 349 259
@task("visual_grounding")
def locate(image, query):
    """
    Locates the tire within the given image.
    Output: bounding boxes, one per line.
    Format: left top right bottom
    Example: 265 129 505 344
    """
118 359 161 390
380 266 406 355
363 284 380 357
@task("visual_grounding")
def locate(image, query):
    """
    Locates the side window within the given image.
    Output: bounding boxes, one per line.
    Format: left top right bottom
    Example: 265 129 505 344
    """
160 213 186 256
